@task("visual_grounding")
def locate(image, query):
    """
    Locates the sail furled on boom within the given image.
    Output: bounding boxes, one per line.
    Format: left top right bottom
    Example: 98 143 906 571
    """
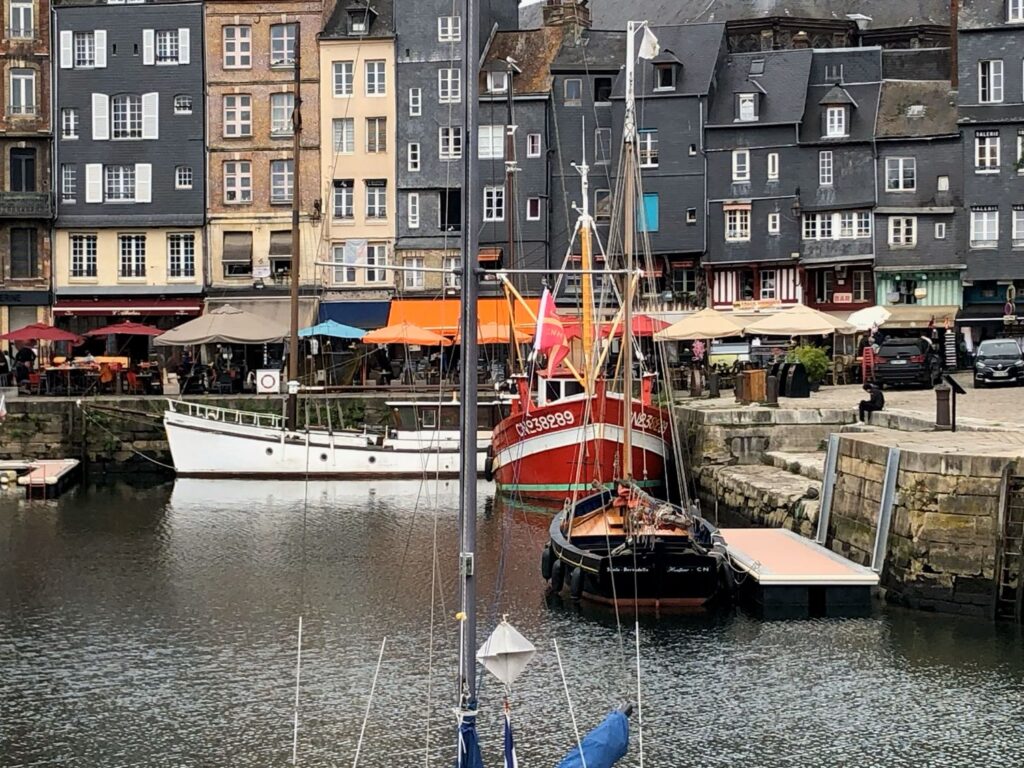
554 709 630 768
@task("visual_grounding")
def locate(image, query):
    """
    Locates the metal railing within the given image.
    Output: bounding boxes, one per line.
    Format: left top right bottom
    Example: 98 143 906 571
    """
6 27 35 39
167 399 284 429
6 104 37 116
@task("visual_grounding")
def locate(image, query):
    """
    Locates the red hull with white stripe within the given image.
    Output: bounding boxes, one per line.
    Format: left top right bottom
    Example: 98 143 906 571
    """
490 388 670 502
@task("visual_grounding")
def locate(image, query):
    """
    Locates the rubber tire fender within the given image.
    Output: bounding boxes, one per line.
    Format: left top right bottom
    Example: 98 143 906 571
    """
550 558 566 591
569 567 584 601
483 445 495 482
541 544 553 581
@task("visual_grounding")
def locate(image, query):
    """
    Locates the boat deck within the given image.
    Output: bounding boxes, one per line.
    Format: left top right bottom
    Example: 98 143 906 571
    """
12 459 81 499
570 511 689 538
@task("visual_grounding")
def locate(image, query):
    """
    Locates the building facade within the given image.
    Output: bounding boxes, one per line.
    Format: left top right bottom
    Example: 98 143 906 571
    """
0 0 52 334
52 0 205 330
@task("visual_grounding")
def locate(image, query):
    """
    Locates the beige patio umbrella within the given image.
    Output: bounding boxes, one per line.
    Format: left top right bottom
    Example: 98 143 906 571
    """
154 304 289 345
654 307 746 341
743 304 856 337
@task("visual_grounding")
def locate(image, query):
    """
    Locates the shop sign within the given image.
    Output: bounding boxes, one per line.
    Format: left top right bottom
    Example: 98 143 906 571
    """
832 292 853 304
732 299 781 311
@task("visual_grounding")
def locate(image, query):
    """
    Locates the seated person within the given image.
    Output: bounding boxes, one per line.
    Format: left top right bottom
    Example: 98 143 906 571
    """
859 382 885 423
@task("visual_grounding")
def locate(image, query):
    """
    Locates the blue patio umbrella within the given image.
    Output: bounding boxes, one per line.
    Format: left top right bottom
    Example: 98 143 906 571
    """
298 320 366 340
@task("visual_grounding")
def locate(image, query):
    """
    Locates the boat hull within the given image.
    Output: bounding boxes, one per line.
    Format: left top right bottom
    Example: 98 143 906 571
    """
490 392 670 501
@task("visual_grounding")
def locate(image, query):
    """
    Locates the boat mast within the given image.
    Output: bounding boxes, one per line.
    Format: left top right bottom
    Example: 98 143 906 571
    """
504 67 520 369
620 21 640 480
457 0 480 705
575 122 594 390
286 22 302 431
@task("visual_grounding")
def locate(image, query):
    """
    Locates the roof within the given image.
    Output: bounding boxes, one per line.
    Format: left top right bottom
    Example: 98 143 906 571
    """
521 1 950 30
707 49 813 126
819 85 858 106
483 25 565 95
611 23 726 98
550 28 626 72
321 0 395 39
959 0 1017 31
875 80 957 138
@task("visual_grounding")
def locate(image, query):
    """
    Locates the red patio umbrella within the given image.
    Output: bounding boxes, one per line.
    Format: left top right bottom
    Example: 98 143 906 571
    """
0 322 82 344
600 314 671 338
84 321 163 337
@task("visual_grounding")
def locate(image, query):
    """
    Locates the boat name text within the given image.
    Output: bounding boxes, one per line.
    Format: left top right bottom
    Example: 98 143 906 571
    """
515 410 575 437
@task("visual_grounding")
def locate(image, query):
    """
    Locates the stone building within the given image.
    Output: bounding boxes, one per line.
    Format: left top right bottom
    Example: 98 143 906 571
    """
0 0 52 335
52 0 205 331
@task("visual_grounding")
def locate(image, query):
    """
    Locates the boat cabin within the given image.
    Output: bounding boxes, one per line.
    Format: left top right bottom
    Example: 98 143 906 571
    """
389 401 509 432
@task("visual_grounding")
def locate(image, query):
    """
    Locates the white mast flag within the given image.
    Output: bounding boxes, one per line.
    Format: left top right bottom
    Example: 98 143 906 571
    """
638 26 660 60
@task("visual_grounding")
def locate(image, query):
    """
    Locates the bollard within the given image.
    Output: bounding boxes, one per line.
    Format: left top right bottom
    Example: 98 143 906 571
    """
764 375 779 408
934 383 951 430
708 372 720 399
689 367 702 397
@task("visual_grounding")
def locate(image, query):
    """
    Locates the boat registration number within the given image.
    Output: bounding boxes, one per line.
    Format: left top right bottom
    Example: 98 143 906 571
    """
515 410 575 437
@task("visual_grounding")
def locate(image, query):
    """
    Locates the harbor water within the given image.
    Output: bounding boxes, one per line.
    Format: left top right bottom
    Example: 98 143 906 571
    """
2 479 1023 767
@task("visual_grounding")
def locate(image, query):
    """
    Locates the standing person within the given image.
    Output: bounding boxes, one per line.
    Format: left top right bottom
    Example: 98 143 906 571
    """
858 382 885 422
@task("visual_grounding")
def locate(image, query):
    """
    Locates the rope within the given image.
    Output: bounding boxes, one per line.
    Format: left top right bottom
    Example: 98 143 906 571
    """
554 638 587 768
291 616 303 765
352 637 387 768
634 619 644 767
76 404 176 470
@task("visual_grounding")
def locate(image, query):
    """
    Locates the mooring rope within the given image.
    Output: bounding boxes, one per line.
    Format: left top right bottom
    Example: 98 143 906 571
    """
76 402 176 470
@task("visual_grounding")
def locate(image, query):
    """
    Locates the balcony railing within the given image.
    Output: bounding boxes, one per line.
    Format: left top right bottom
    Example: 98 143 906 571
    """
6 104 37 117
0 191 54 219
6 27 35 40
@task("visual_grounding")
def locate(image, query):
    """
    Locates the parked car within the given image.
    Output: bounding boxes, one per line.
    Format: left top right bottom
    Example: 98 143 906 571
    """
873 338 941 388
973 339 1024 388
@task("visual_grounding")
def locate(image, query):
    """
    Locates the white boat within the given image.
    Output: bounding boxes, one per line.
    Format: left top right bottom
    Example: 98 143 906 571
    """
163 398 505 478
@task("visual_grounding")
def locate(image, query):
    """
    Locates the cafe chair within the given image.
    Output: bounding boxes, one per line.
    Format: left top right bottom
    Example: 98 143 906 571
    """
124 371 146 395
27 372 45 395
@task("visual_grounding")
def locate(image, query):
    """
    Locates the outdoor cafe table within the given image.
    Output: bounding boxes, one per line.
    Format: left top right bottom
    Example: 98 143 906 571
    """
44 365 99 395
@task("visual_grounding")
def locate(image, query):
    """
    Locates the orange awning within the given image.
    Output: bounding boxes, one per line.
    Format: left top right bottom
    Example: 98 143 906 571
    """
388 298 540 336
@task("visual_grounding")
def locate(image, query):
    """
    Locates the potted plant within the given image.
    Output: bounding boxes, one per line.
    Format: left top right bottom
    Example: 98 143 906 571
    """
786 344 831 390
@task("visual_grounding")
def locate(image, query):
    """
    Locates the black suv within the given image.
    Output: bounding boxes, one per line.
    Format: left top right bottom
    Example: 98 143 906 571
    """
874 338 941 388
973 339 1024 388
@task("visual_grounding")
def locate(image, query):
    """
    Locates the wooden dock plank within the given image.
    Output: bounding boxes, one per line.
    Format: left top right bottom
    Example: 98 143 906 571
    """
720 528 879 586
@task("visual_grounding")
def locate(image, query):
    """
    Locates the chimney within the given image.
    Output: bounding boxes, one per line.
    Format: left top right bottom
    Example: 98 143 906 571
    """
950 0 959 89
792 30 811 49
542 0 593 30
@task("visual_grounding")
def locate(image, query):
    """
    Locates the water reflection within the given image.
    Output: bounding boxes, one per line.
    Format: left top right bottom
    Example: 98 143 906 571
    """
1 479 1022 767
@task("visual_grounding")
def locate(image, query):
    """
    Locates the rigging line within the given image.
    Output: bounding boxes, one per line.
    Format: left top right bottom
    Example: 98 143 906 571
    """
76 405 176 470
291 616 303 766
554 638 588 768
351 636 388 768
635 619 645 768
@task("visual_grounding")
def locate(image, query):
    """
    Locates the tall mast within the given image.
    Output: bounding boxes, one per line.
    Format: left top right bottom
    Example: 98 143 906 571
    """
574 122 594 390
286 21 302 431
620 21 639 480
457 0 480 705
504 68 519 367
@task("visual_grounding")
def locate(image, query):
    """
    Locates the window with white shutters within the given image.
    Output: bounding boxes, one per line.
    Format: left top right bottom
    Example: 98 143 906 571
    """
74 32 96 67
105 165 135 201
112 95 142 139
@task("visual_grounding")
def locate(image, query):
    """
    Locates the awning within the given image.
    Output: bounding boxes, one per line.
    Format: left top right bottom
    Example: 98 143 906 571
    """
958 303 1015 324
479 247 502 263
881 304 958 329
205 296 317 329
319 300 391 330
223 232 253 263
388 297 540 335
53 297 203 316
269 231 292 256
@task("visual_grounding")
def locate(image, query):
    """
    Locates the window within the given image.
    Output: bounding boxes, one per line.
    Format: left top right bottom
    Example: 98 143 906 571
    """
407 142 420 172
408 192 420 229
270 24 296 67
527 133 542 158
440 190 461 231
9 68 35 115
487 71 509 94
70 234 97 278
333 180 353 219
61 108 79 139
409 87 421 116
74 32 95 67
366 117 387 153
438 68 461 103
564 78 582 106
819 150 833 186
223 160 252 203
483 186 504 222
935 222 947 240
767 152 779 181
10 148 34 192
61 165 76 202
111 94 142 139
824 63 843 83
105 165 135 201
363 244 387 283
979 60 1004 103
221 232 252 277
689 144 698 156
768 212 780 234
686 208 697 225
595 189 611 220
638 130 658 168
403 257 425 290
638 193 658 233
440 126 461 160
732 149 749 182
594 77 612 104
825 106 846 137
814 270 835 304
970 208 999 247
155 30 180 64
802 212 871 240
271 93 295 136
9 0 32 38
655 64 675 90
937 175 950 191
738 93 756 122
333 61 353 96
1014 208 1024 247
174 95 193 115
175 165 192 189
365 60 386 95
444 256 461 289
527 197 541 221
333 118 354 153
223 26 251 68
852 270 871 302
478 125 504 159
857 212 872 238
1011 0 1024 21
888 216 917 246
438 15 461 42
270 160 293 204
118 234 146 278
760 269 777 300
725 208 750 241
333 243 357 284
223 94 252 137
595 128 612 165
168 233 195 278
839 212 855 238
366 180 387 219
975 132 1000 172
885 157 916 191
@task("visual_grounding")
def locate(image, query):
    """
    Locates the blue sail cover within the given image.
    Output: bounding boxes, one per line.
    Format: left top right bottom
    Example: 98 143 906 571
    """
456 709 485 768
554 710 630 768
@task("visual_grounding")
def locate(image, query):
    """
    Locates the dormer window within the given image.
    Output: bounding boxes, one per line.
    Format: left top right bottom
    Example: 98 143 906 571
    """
749 59 765 76
826 106 847 137
655 64 675 91
347 5 377 36
488 71 508 94
737 93 758 122
1009 0 1024 22
351 18 366 33
594 77 612 104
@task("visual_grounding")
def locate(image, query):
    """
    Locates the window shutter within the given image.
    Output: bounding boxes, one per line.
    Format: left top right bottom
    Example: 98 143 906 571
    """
95 30 107 68
85 164 102 203
142 93 159 139
135 164 152 203
91 93 109 140
60 31 73 69
178 28 190 65
142 29 155 65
